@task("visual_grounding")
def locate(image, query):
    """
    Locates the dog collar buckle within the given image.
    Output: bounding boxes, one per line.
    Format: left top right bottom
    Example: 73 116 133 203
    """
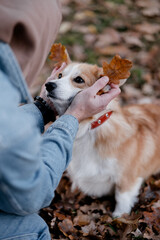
91 111 113 130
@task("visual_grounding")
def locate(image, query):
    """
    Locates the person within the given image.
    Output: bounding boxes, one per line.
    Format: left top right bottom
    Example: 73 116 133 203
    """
0 1 120 239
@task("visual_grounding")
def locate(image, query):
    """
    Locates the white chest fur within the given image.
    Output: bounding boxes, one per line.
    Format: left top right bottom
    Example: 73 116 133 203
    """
67 128 118 197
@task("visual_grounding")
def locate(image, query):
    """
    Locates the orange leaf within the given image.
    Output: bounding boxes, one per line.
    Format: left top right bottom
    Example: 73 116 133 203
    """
143 208 160 232
102 55 133 84
49 43 68 67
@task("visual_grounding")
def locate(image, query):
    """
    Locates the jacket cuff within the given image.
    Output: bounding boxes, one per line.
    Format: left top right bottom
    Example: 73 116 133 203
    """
20 103 44 133
46 114 79 140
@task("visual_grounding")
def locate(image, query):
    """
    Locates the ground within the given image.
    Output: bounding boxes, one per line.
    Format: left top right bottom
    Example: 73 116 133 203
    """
30 0 160 239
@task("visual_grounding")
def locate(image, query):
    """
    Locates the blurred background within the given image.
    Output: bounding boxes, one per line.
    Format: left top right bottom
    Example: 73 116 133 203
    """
30 0 160 106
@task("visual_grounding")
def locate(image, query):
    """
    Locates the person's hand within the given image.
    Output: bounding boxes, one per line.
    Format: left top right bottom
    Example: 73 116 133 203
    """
39 62 66 112
65 76 121 122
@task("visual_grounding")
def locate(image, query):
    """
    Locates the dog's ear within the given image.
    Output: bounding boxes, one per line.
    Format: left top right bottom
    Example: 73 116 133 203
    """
65 48 72 65
94 66 103 80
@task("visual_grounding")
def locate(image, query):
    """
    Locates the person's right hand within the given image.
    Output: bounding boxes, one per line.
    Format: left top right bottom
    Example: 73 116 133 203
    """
65 76 121 122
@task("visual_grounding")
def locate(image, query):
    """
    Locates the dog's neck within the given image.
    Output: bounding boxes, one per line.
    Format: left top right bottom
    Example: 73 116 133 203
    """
76 98 135 159
76 98 122 139
90 111 113 129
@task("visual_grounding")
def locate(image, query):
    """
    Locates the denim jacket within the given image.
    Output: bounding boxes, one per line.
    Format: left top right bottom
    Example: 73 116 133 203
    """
0 42 79 216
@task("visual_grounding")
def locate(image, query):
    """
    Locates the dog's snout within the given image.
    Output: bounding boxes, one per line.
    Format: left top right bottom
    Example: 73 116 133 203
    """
45 82 57 92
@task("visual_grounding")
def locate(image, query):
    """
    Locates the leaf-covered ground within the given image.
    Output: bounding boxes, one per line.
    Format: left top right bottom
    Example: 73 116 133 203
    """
40 173 160 240
32 0 160 239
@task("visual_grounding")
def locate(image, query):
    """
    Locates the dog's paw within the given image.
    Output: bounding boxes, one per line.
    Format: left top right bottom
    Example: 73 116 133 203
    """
112 211 122 218
112 208 131 218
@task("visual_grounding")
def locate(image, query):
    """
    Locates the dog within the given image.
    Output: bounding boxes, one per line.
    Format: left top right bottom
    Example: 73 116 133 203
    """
45 49 160 217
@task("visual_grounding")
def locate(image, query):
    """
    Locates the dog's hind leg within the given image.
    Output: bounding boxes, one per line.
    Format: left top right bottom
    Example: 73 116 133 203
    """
113 177 143 218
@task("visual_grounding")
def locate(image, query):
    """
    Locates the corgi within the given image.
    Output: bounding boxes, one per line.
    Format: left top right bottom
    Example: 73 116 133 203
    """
45 49 160 217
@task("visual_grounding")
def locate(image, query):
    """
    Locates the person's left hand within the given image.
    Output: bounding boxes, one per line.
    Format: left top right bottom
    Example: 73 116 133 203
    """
39 62 66 111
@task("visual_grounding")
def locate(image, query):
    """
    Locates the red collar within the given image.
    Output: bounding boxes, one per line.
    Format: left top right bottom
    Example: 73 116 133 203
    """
91 111 113 130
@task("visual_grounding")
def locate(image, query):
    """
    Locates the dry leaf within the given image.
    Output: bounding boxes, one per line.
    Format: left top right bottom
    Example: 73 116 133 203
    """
58 219 76 237
54 211 67 221
102 55 133 84
142 208 160 233
81 221 96 236
49 43 68 67
96 45 131 56
97 55 132 95
73 214 90 226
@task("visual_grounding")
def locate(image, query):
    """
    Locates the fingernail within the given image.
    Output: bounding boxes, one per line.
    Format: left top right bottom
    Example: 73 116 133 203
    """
61 62 67 68
102 76 109 83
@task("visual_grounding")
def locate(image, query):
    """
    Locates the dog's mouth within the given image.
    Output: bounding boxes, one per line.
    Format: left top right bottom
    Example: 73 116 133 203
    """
47 92 66 102
47 92 57 99
46 91 75 116
47 91 75 103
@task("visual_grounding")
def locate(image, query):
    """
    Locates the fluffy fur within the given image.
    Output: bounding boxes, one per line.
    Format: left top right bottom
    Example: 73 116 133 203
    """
46 54 160 217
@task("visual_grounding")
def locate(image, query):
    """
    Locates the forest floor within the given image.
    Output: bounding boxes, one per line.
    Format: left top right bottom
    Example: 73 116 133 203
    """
31 0 160 239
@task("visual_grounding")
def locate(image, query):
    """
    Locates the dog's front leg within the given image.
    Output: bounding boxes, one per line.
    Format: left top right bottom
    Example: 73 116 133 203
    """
113 177 143 218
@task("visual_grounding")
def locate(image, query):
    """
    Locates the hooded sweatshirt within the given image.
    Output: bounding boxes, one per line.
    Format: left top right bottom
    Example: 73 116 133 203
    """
0 0 62 85
0 0 79 216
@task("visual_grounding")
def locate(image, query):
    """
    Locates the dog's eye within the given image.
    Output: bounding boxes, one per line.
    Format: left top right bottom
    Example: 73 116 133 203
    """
73 76 85 84
58 73 62 79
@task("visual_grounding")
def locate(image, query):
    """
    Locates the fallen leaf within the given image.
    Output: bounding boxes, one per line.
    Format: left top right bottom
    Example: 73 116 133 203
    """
72 45 86 61
152 200 160 209
134 22 160 35
81 221 96 236
122 35 143 48
54 211 68 221
144 34 155 42
142 83 154 96
135 0 160 18
102 55 133 84
142 8 160 17
59 22 72 34
150 179 160 191
112 215 140 226
143 231 160 240
73 214 91 226
58 219 76 237
49 43 68 67
74 10 96 21
84 33 97 46
142 208 160 233
95 45 131 57
131 228 143 238
95 28 121 48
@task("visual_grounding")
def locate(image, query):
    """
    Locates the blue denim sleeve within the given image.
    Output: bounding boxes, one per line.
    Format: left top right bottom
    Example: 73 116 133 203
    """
20 103 45 134
0 71 79 216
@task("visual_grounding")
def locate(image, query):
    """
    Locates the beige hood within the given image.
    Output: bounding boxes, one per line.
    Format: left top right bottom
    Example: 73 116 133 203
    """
0 0 62 85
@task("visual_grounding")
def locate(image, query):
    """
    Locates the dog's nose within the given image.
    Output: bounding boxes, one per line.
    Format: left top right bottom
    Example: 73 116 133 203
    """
45 82 57 92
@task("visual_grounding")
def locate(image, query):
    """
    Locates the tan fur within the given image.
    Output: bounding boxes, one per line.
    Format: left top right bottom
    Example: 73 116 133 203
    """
71 64 102 89
94 102 160 192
